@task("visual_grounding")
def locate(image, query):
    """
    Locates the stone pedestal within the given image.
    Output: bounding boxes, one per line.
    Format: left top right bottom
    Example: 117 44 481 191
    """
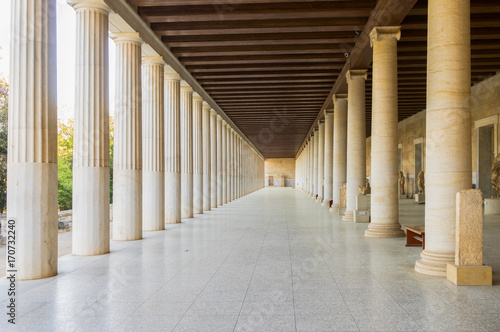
365 27 404 238
415 0 472 277
415 194 425 204
343 70 367 222
71 1 111 255
447 189 492 285
142 57 165 231
164 71 181 224
354 195 370 223
483 198 500 215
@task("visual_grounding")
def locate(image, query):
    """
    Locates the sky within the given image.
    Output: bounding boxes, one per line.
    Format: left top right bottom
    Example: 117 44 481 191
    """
0 0 116 119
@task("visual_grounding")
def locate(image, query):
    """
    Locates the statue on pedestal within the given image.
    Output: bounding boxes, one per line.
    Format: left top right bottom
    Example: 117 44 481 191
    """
358 178 371 195
398 171 405 195
491 154 500 198
339 183 347 209
417 171 425 194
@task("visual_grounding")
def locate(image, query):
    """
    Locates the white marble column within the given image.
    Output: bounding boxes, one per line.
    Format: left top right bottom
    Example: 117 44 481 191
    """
366 27 404 238
317 121 325 202
222 121 228 204
229 129 235 201
322 110 334 206
164 70 181 224
8 0 58 279
71 0 110 255
343 70 367 222
331 94 348 212
112 33 142 241
181 82 194 218
142 56 165 231
202 102 211 211
415 0 472 276
217 116 223 206
193 93 203 215
312 129 319 199
306 139 311 195
210 110 218 208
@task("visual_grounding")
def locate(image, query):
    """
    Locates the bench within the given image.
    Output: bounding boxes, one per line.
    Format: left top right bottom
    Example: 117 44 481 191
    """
402 225 425 249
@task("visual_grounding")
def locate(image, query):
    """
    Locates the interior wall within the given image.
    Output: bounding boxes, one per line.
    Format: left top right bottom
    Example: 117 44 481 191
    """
265 158 296 187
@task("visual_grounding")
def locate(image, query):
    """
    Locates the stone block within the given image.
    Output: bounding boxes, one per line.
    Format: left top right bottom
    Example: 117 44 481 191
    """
455 189 483 266
356 194 367 210
446 263 492 286
354 210 370 223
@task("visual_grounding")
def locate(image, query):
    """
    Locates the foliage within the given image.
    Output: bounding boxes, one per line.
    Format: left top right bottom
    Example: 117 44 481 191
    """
57 118 74 210
0 77 7 212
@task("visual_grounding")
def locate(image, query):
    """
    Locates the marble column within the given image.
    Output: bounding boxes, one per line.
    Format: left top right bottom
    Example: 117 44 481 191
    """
365 27 405 238
71 0 110 255
164 70 181 224
312 129 319 199
202 102 212 211
322 110 334 206
317 120 325 202
227 126 233 202
331 95 348 212
306 139 311 195
217 116 223 206
180 82 194 218
222 121 228 204
193 93 203 215
210 110 218 208
112 33 142 241
8 0 58 279
415 0 471 276
343 70 367 222
142 56 165 231
230 129 235 201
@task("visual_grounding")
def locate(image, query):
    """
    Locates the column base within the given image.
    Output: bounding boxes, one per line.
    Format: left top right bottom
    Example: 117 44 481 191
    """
321 199 331 207
415 249 454 277
316 196 323 203
330 203 339 213
342 210 354 222
446 264 492 286
365 223 404 238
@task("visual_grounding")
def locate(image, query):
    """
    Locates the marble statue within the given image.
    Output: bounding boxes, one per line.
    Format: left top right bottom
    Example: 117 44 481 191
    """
339 183 347 209
358 178 371 195
417 171 425 194
399 171 405 194
491 154 500 198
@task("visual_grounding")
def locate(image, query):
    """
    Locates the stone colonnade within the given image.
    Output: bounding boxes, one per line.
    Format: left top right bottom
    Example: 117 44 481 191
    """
7 0 265 280
296 1 472 277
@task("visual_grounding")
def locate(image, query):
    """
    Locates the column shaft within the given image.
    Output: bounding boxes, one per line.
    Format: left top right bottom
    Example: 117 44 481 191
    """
343 70 367 222
317 121 325 201
71 1 110 255
164 72 181 224
222 121 227 204
415 0 472 276
322 111 334 206
210 111 218 208
366 27 404 238
331 95 348 212
202 103 211 211
8 0 58 279
312 130 319 198
142 57 165 231
112 34 142 241
180 84 193 218
193 93 203 214
217 116 223 206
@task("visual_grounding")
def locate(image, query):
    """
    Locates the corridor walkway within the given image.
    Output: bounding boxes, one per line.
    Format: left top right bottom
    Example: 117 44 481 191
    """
1 187 499 331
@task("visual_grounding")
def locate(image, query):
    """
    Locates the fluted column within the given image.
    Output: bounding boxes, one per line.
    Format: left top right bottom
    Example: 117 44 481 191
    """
312 129 319 199
415 0 472 276
112 33 142 241
366 27 404 238
193 93 203 214
180 82 194 218
8 0 58 279
142 56 165 231
164 70 181 224
331 94 348 212
222 121 228 204
229 129 235 201
306 139 311 194
71 1 110 256
217 115 223 206
202 102 211 211
317 121 325 202
343 70 367 222
210 110 218 208
322 110 334 206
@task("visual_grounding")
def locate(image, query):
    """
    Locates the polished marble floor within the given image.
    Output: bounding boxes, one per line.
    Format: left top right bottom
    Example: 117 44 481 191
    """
1 187 499 331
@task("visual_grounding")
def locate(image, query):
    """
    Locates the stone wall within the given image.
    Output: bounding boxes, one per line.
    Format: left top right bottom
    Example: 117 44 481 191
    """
265 158 295 186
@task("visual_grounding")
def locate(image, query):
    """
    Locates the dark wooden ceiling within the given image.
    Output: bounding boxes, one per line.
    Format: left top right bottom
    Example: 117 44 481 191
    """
128 0 500 158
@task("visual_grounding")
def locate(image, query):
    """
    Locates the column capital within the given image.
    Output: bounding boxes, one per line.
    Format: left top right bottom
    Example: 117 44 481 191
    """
181 80 193 92
346 70 368 83
222 119 228 126
325 108 334 114
319 119 325 124
369 26 401 47
142 56 165 66
193 92 203 102
164 65 180 81
333 94 348 102
202 101 211 110
110 32 142 45
67 0 111 13
210 109 218 115
314 127 319 132
216 114 223 120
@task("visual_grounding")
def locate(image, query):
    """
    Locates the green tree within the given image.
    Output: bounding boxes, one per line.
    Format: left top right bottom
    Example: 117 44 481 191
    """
0 77 8 213
57 118 74 210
